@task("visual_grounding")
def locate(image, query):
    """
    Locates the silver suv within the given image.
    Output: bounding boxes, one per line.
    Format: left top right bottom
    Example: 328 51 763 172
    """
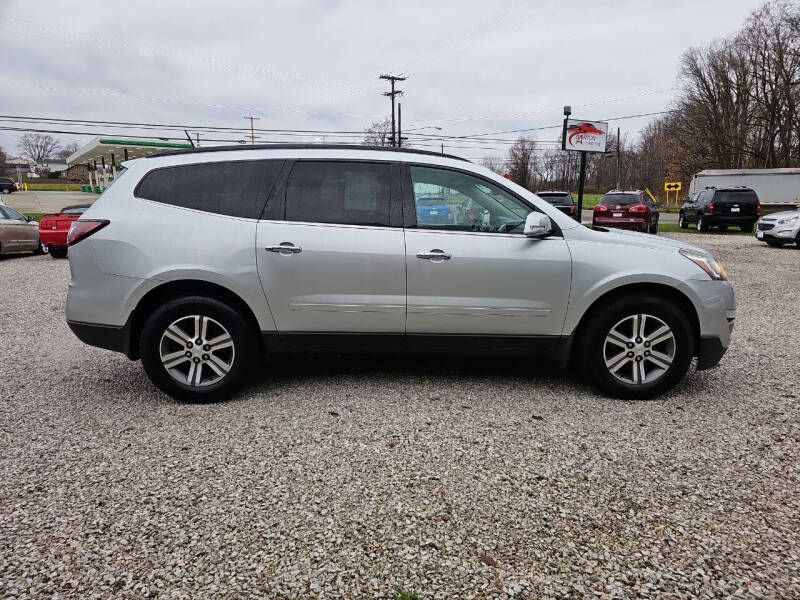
65 145 735 401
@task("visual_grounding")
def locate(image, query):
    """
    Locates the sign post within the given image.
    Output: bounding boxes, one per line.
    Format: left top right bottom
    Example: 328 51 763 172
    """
562 106 608 222
664 181 681 206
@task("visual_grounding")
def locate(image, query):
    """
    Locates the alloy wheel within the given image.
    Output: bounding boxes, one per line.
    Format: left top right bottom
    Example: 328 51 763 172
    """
159 315 235 386
603 313 676 385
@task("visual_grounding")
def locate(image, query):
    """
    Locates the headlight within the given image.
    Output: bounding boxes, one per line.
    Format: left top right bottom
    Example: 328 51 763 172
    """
679 247 728 281
777 215 799 225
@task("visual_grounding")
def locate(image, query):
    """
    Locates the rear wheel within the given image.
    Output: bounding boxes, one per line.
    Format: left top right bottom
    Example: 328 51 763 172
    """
140 296 259 402
578 294 694 399
1 188 9 194
718 225 728 232
49 246 68 259
697 214 708 232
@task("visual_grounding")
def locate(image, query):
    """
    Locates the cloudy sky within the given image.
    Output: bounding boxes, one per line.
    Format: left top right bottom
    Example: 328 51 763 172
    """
1 0 762 163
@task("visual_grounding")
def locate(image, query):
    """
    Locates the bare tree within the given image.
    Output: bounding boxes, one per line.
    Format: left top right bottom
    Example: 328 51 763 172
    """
363 119 393 146
19 134 60 164
481 157 506 175
0 145 7 165
55 142 79 162
506 137 536 190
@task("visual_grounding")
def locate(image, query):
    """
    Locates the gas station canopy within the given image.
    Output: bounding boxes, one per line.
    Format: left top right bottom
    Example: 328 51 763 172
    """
67 136 194 167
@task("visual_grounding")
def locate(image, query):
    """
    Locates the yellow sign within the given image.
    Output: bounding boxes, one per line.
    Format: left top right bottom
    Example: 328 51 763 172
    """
664 181 682 191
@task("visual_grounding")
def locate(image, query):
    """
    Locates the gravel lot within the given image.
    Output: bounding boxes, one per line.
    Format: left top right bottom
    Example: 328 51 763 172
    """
1 233 798 599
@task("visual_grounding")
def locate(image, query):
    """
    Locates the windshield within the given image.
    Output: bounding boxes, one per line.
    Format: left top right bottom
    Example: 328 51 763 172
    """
600 194 642 206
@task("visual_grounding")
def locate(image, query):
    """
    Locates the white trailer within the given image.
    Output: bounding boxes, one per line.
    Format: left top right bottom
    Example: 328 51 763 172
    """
689 169 800 209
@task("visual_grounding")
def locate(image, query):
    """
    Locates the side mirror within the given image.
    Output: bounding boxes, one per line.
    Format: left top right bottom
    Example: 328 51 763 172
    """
24 215 34 222
524 212 552 238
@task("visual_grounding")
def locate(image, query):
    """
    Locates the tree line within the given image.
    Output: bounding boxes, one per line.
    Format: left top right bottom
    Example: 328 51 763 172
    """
497 0 800 200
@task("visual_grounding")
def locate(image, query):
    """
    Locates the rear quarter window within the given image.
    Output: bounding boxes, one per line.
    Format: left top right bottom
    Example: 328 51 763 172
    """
135 160 283 219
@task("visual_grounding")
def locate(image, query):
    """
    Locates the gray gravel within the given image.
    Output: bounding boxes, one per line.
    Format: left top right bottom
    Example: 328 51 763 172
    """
1 233 798 599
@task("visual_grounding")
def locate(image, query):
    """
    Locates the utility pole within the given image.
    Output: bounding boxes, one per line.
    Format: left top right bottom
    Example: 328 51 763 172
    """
243 116 260 144
616 126 621 189
379 74 406 147
397 103 402 148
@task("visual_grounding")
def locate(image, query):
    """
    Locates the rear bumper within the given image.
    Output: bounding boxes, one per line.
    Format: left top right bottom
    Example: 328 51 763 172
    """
704 215 757 225
67 319 135 359
38 231 68 246
592 217 647 231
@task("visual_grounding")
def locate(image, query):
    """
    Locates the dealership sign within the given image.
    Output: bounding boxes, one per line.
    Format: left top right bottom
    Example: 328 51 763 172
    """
562 119 608 153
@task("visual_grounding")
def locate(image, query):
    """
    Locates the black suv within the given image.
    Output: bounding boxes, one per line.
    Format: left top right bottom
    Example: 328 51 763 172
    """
535 190 576 217
679 186 760 232
0 178 18 194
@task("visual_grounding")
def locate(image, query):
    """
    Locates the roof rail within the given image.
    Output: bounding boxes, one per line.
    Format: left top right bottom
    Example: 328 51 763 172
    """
151 143 470 162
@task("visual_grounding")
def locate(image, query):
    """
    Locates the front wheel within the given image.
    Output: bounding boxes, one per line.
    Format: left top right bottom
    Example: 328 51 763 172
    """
766 240 785 247
140 296 259 402
678 213 688 229
697 215 708 232
578 294 695 399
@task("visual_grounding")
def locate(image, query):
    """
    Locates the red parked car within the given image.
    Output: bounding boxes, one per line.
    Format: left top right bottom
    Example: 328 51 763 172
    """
38 204 92 258
592 190 659 234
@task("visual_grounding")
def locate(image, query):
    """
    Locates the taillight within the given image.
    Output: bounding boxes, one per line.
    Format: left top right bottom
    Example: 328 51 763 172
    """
630 204 647 213
757 201 761 215
594 205 608 212
67 219 109 246
707 202 714 214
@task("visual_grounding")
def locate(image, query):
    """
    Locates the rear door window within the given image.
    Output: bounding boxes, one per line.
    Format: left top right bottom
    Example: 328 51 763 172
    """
135 160 283 219
714 190 758 204
284 161 393 227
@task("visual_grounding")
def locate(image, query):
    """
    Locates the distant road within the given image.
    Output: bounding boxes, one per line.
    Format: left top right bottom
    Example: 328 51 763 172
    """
4 191 96 214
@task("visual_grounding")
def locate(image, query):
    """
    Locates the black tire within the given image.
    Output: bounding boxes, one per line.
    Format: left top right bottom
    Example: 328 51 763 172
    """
796 233 800 249
140 295 259 402
740 222 754 233
766 240 784 247
697 214 708 232
34 238 45 255
649 221 658 234
578 293 695 400
48 246 68 258
718 225 728 232
678 213 688 229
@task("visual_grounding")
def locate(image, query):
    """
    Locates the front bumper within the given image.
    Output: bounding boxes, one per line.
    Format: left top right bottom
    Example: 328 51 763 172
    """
756 223 799 242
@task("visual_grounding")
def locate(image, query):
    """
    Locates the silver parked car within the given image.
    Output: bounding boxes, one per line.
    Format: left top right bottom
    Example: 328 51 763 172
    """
65 145 735 401
0 205 42 256
756 208 800 247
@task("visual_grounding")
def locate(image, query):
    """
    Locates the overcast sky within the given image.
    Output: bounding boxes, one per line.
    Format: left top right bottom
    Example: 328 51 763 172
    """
0 0 763 163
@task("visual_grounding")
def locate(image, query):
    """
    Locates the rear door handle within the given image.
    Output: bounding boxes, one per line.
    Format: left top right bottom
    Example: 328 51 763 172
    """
265 242 302 255
416 249 451 261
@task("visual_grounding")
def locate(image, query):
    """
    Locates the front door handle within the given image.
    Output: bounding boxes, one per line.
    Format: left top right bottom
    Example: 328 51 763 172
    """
265 242 302 255
416 249 451 261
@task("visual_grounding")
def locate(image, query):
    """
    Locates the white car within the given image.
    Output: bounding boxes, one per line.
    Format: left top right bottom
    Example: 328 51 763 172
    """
65 145 735 402
756 209 800 247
